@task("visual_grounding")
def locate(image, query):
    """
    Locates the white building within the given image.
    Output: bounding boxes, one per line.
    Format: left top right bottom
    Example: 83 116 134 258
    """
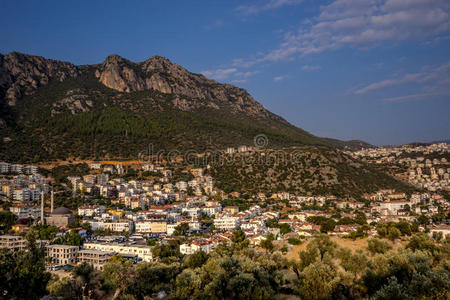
46 244 79 265
0 235 26 251
214 215 241 231
10 205 41 219
180 240 214 255
83 242 153 262
78 205 105 217
89 220 133 233
0 162 10 173
77 249 113 270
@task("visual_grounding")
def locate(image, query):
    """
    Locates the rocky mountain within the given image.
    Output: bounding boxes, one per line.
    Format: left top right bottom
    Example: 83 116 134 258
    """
0 52 79 106
0 52 369 162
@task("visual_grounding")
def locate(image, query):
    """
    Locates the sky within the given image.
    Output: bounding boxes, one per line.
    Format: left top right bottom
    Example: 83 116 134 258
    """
1 0 449 145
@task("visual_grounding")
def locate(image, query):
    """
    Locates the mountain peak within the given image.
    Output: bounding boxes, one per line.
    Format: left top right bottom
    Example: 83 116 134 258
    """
102 54 131 65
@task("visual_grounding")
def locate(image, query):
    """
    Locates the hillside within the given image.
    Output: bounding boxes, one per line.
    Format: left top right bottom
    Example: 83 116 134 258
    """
0 52 370 162
209 147 415 198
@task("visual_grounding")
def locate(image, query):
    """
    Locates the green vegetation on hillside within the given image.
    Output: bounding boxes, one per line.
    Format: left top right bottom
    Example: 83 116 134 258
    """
210 147 415 198
0 68 356 162
2 232 449 299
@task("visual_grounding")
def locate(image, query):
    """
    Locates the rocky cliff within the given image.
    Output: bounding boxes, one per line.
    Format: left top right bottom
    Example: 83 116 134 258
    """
95 54 272 119
0 52 273 120
0 52 79 106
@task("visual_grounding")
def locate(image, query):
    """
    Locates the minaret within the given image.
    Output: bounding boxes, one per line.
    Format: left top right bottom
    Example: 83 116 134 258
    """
40 191 44 224
50 190 54 213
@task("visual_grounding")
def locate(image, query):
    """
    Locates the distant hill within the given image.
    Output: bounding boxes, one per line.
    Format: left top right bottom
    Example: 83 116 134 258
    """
210 147 414 198
0 52 370 162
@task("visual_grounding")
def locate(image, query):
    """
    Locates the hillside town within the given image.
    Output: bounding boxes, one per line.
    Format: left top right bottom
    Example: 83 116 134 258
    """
1 145 449 273
348 142 450 192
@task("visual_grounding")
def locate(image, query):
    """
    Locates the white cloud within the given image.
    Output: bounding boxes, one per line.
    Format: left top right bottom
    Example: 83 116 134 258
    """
301 65 321 71
273 75 286 81
236 0 304 15
355 61 450 94
382 91 450 102
204 19 224 31
235 70 260 78
355 73 421 94
201 68 237 80
236 0 450 66
231 79 248 84
200 68 259 82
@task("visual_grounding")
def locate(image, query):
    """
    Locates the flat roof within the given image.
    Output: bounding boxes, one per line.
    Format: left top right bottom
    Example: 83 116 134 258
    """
47 244 79 249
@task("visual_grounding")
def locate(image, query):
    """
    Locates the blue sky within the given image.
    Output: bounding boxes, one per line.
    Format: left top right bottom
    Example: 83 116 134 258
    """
1 0 449 145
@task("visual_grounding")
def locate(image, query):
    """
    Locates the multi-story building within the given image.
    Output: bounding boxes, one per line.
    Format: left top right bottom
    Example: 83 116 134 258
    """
214 215 241 231
9 204 41 219
0 162 10 173
83 242 153 262
78 205 105 217
77 249 112 270
13 188 29 201
10 164 23 174
23 165 38 175
46 244 79 265
89 220 133 233
180 240 214 255
0 235 26 251
135 221 167 234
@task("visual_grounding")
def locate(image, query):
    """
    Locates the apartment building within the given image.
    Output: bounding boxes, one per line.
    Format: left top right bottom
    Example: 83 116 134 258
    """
9 204 41 219
77 249 112 270
46 244 79 265
214 215 241 231
89 220 133 233
135 220 167 234
0 235 26 251
78 205 105 217
83 242 153 262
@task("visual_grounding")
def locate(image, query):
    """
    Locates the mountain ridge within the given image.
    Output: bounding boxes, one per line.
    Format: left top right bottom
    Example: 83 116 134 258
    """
0 52 371 162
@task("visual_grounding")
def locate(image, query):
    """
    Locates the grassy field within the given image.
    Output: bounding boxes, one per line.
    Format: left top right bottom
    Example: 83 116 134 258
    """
283 236 408 260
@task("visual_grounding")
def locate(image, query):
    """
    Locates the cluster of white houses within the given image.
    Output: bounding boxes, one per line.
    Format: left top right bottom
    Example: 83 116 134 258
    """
1 158 449 272
0 173 49 202
349 143 450 192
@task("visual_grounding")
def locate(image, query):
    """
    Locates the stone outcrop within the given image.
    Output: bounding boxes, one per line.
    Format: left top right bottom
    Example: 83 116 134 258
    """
0 52 79 106
0 52 281 121
94 54 274 119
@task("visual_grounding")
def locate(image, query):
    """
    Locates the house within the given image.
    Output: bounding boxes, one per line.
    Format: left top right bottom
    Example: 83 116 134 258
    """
223 206 239 214
379 200 410 214
429 225 450 238
89 162 102 170
180 240 213 255
225 147 235 155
